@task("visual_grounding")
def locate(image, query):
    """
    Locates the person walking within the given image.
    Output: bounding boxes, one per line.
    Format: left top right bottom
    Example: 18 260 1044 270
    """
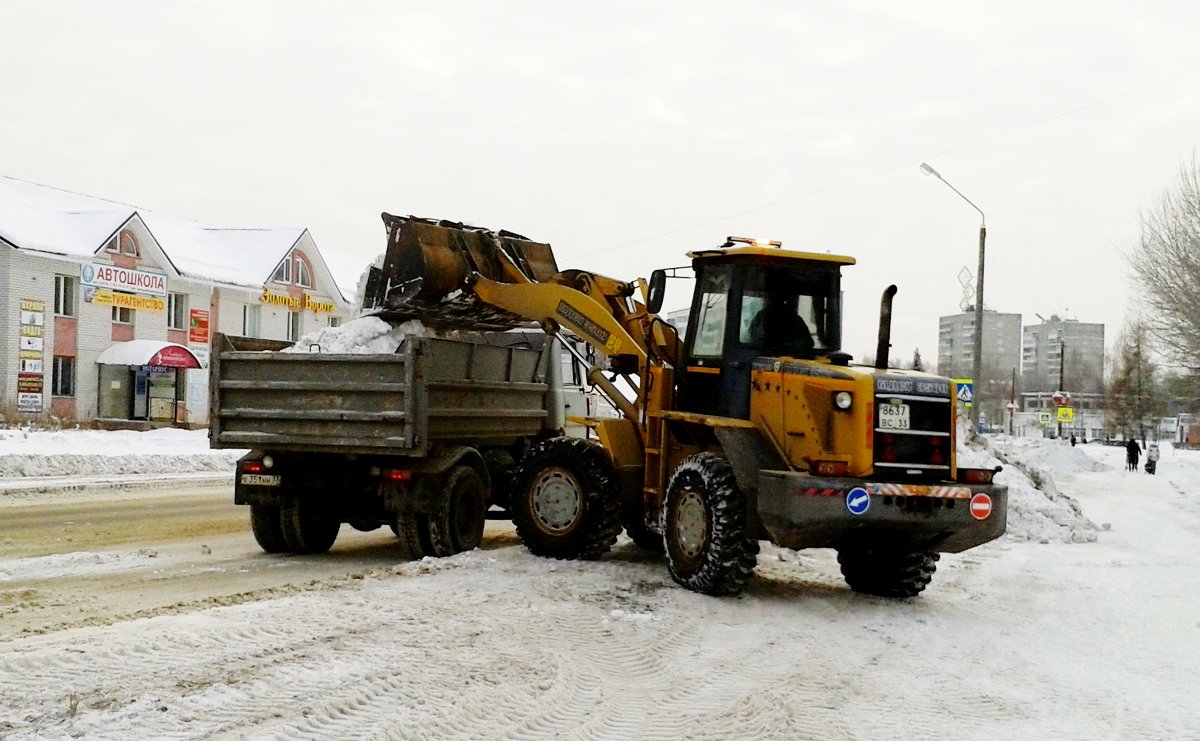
1145 443 1160 474
1126 437 1141 472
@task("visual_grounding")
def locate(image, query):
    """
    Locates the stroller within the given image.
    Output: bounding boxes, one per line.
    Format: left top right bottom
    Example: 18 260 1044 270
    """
1144 459 1157 475
1144 443 1160 475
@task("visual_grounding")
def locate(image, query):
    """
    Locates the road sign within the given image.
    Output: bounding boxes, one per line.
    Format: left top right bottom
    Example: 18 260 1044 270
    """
954 379 974 407
970 493 993 520
845 487 870 515
1056 407 1074 423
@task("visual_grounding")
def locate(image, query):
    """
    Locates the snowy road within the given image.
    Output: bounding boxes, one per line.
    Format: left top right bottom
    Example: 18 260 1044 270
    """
1 441 1199 739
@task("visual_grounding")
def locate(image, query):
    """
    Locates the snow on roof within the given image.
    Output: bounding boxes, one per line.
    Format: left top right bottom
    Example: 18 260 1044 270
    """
0 175 309 289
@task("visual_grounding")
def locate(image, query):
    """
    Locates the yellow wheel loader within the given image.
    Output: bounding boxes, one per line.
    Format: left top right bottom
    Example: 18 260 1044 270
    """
364 214 1007 597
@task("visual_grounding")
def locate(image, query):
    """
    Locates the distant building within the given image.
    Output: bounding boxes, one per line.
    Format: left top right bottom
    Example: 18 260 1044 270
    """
1021 315 1105 396
0 176 355 427
937 309 1023 379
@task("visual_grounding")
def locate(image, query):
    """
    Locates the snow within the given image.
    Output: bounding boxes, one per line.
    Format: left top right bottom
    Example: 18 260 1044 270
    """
282 316 427 354
93 339 199 366
1 430 1198 737
0 427 241 479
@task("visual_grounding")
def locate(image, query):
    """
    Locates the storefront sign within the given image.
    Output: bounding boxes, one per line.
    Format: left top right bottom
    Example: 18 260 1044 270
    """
81 264 167 296
16 299 44 413
90 289 165 312
149 345 201 369
260 287 336 314
189 309 210 343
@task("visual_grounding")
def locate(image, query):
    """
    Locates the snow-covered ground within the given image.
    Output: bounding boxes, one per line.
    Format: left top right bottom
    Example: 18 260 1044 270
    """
1 430 1198 738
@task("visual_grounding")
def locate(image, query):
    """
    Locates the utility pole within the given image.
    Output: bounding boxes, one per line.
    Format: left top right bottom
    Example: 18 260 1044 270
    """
1057 338 1066 438
1009 367 1016 435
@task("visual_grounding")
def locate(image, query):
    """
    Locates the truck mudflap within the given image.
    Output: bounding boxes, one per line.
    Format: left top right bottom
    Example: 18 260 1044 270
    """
756 470 1007 553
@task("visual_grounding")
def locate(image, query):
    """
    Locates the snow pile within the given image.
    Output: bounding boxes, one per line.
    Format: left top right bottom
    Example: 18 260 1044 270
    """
0 428 242 478
0 549 158 583
282 316 427 354
963 436 1100 544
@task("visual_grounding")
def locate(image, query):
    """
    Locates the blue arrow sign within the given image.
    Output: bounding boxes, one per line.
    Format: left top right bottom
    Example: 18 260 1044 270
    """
846 487 870 515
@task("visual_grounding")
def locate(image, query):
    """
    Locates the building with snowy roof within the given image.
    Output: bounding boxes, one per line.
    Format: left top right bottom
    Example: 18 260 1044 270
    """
0 175 358 427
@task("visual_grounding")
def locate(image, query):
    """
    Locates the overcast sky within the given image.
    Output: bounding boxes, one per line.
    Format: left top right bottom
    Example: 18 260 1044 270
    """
4 1 1199 369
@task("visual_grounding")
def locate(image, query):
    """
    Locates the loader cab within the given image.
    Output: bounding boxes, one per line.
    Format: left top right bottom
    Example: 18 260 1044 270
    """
676 247 852 419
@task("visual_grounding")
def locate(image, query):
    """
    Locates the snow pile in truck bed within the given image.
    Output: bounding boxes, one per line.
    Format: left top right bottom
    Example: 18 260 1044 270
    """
282 316 428 354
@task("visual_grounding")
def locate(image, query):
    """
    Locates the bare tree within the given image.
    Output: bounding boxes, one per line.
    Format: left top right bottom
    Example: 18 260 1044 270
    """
1128 154 1200 367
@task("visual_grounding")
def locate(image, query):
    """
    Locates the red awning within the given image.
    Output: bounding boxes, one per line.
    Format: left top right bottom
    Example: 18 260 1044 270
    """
95 340 202 369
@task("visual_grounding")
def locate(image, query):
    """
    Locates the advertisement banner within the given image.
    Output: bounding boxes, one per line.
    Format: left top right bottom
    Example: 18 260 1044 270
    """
80 263 167 296
16 299 44 413
189 309 210 344
89 289 165 312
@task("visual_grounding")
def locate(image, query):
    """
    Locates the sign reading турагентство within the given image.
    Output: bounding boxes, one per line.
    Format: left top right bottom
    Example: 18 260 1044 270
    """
80 264 168 296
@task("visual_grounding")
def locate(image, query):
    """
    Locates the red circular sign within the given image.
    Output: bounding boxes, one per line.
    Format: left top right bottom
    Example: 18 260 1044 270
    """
970 493 993 520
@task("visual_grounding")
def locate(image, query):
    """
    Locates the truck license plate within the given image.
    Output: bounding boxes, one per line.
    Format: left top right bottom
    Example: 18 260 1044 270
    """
241 474 282 487
879 403 911 430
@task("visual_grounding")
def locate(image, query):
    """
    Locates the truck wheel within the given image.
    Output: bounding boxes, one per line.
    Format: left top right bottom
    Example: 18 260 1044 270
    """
250 504 290 554
393 511 432 559
663 453 759 596
427 465 488 556
511 437 620 560
280 496 340 555
837 549 939 598
482 449 517 511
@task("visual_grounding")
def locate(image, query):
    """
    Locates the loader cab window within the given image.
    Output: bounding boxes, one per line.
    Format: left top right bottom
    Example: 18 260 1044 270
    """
738 268 839 357
689 265 731 359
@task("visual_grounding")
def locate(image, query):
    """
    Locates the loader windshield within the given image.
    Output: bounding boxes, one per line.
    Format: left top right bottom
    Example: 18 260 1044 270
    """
738 267 838 356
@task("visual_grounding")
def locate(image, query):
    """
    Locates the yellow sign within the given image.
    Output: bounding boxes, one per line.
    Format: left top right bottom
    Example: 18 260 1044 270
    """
261 288 336 314
1056 407 1074 423
93 290 165 312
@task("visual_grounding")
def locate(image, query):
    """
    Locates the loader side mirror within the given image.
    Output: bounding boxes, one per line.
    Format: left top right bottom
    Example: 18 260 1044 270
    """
647 270 666 314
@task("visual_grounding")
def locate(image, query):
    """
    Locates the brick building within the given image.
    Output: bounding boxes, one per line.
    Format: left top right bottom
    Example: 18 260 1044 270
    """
0 176 355 427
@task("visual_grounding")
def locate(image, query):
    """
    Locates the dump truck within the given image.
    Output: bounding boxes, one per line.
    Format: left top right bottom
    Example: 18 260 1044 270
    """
209 330 585 557
360 214 1007 598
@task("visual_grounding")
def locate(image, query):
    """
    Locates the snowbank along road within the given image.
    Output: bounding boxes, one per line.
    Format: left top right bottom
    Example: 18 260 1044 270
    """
0 432 1198 739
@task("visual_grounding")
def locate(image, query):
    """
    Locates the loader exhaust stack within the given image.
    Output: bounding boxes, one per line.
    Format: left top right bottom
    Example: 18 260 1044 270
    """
875 284 898 370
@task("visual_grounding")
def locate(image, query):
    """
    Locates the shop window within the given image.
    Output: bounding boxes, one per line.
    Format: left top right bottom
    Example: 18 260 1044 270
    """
54 275 77 317
243 304 260 337
168 293 187 330
52 356 75 397
120 231 140 256
112 294 134 324
271 258 291 284
328 316 341 328
287 311 301 342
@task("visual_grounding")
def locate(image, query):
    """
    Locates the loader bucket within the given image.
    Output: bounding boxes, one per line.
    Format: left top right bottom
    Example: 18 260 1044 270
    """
362 214 560 330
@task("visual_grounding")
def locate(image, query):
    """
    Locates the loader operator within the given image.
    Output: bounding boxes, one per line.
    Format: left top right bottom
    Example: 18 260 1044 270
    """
745 272 816 356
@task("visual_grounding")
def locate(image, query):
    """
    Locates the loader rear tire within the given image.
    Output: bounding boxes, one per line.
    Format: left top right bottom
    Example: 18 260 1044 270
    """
250 504 289 554
663 453 759 596
511 437 620 560
837 549 939 598
280 496 340 555
426 465 487 556
622 508 665 553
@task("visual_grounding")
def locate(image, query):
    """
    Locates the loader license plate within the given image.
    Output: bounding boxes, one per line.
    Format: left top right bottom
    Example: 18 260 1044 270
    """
879 403 911 430
240 474 281 487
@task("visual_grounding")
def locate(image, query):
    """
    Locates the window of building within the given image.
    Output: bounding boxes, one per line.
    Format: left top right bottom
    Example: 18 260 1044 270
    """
287 311 301 342
271 258 291 284
52 356 75 397
112 294 134 324
54 275 76 317
243 304 260 337
105 235 119 253
295 258 313 288
167 293 187 330
328 316 341 328
120 231 140 256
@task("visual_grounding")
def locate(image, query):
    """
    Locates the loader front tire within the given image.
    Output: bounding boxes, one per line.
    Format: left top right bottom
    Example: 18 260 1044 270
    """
280 495 340 555
250 504 289 554
511 437 620 560
837 549 939 598
663 453 759 596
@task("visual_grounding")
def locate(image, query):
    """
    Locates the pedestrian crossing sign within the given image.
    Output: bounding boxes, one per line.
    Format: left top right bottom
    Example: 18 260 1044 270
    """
954 379 974 407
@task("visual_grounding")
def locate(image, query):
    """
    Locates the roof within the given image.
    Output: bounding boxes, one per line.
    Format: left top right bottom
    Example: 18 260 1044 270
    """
95 340 201 369
0 175 311 291
686 245 857 265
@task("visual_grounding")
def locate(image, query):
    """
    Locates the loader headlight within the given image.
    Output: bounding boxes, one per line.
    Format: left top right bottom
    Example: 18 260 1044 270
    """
834 391 853 410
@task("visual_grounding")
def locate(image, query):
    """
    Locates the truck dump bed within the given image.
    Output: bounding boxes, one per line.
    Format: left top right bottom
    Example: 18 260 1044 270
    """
209 332 551 456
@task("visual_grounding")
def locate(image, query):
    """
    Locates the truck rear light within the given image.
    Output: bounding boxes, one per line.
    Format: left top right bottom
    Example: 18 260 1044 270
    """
812 460 849 477
959 467 999 485
928 437 946 466
383 469 412 481
879 433 897 462
243 461 265 474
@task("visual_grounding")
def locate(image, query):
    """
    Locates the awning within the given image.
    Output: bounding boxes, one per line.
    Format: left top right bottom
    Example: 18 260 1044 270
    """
96 340 202 369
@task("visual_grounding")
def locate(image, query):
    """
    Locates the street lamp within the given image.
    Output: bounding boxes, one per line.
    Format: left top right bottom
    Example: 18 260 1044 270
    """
920 162 987 432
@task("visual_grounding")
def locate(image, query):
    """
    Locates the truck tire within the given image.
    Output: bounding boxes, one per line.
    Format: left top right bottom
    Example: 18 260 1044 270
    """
280 496 340 555
663 453 759 596
621 506 665 553
482 448 517 511
511 437 620 560
837 549 939 598
426 465 488 556
250 504 290 554
393 511 433 560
